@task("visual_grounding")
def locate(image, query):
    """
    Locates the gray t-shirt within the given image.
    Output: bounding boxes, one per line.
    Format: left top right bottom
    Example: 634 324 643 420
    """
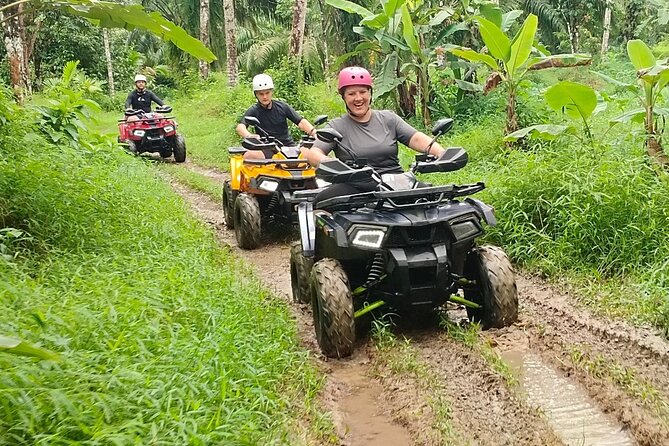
314 110 417 174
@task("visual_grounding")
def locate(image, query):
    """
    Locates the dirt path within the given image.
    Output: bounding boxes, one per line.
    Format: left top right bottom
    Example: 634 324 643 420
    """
170 161 669 446
170 179 416 446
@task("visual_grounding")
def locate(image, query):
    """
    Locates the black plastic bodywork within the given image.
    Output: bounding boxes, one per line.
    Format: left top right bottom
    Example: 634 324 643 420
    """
298 183 496 313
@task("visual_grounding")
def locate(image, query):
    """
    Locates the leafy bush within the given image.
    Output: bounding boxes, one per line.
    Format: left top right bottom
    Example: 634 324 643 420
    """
0 96 324 443
265 57 316 116
31 61 103 147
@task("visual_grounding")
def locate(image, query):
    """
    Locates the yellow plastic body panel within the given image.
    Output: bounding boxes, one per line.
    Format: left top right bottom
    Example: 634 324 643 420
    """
229 151 316 193
229 154 244 190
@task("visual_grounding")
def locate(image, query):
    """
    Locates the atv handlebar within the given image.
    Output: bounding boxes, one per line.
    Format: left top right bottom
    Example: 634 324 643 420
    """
315 182 486 211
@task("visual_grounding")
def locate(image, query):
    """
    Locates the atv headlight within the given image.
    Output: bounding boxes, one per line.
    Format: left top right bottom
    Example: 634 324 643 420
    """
163 125 175 133
133 130 146 137
259 179 279 192
449 219 481 241
315 178 330 188
349 225 387 249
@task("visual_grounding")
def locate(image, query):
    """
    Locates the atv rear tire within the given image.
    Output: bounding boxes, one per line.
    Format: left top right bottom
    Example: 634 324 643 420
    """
222 180 235 229
233 193 262 249
125 140 138 155
290 241 313 304
173 134 186 163
464 245 518 329
310 259 355 358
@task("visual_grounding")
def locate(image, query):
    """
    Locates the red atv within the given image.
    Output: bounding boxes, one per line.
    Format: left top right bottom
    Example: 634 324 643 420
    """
118 105 186 163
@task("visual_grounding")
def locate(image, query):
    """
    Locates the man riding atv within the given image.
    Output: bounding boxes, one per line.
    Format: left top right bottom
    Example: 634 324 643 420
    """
236 73 318 160
118 74 185 162
125 74 166 120
301 66 447 204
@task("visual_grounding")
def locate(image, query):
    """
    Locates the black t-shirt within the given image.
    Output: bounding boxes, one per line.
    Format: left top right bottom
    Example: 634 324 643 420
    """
125 89 164 113
240 100 303 146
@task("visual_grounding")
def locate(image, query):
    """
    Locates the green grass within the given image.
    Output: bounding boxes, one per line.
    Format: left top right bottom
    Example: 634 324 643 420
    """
568 345 669 424
0 102 332 444
160 163 222 202
370 319 458 443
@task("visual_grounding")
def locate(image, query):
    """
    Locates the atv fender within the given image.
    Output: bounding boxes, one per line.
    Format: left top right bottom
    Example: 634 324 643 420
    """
230 156 244 190
298 202 316 257
465 197 497 226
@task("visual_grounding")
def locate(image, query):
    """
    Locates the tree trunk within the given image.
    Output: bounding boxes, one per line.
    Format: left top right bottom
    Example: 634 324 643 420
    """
1 2 30 102
103 28 115 96
396 82 415 118
222 0 237 86
506 88 519 135
199 0 210 79
418 69 431 126
289 0 307 58
601 2 612 54
316 0 329 73
646 137 669 167
570 26 580 53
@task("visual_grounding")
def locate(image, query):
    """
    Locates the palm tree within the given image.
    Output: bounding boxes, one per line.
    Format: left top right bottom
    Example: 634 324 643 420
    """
289 0 307 58
199 0 210 78
513 0 606 52
1 0 30 102
223 0 237 86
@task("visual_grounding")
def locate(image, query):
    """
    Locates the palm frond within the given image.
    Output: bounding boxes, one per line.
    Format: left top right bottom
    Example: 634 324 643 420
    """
241 33 290 75
519 0 565 33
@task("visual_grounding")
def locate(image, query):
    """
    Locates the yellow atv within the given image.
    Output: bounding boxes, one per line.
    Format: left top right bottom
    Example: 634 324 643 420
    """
222 115 328 249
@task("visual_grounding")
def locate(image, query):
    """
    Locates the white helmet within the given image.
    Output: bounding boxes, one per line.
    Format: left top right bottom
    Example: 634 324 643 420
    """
134 74 147 83
252 73 274 91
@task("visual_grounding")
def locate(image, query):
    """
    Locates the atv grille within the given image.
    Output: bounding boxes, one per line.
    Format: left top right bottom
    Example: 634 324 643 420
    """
289 179 306 190
385 224 450 247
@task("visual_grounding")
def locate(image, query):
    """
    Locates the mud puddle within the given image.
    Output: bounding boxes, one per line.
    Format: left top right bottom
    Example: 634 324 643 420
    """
514 276 669 445
501 349 635 446
168 178 413 445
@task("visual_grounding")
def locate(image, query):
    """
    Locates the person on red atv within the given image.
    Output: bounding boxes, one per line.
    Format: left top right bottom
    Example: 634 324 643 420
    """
125 74 166 121
301 66 447 205
236 73 317 160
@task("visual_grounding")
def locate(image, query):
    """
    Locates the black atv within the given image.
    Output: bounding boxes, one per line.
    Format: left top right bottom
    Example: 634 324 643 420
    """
290 119 518 358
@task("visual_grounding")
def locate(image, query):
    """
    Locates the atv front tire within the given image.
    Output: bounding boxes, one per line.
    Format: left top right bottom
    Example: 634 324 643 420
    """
290 241 313 304
464 245 518 329
310 258 355 358
173 134 186 163
222 180 235 229
233 193 262 249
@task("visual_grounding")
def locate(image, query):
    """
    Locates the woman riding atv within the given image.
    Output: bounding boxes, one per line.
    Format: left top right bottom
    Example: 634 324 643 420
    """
300 66 447 206
236 74 318 160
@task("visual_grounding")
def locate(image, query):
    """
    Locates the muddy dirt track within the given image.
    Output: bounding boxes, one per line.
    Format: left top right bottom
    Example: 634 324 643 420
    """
169 161 669 446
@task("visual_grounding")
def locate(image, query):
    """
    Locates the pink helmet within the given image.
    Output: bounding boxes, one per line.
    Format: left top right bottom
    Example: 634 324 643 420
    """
337 66 373 93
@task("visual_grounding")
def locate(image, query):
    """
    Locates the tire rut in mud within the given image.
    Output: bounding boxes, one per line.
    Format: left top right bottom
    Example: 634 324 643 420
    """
501 275 669 446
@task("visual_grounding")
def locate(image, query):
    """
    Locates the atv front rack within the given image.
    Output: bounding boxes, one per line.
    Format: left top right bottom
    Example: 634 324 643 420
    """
243 158 311 169
313 182 486 211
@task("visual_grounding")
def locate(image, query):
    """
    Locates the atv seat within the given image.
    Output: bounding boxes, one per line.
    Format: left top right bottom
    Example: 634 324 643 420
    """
242 138 278 152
